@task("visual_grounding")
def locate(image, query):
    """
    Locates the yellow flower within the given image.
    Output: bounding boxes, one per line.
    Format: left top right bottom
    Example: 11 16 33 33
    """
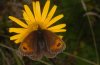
9 0 66 44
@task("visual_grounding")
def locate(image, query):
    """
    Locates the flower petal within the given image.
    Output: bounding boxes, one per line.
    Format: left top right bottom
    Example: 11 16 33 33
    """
46 14 64 28
49 29 66 33
14 39 20 44
9 28 26 33
59 35 63 39
10 34 21 40
35 1 41 22
44 5 57 27
41 0 50 22
48 24 66 30
9 16 28 28
23 11 31 25
32 1 36 19
16 29 32 43
13 32 28 43
24 5 35 23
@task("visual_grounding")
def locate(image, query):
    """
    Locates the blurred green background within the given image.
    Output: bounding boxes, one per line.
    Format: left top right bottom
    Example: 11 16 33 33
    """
0 0 100 65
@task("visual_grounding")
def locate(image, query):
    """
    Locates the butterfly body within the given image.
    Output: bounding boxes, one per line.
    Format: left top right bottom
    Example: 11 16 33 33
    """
18 29 66 60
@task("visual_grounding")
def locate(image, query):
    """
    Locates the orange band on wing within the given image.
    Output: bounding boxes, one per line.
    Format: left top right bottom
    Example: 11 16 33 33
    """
21 42 33 53
50 39 63 51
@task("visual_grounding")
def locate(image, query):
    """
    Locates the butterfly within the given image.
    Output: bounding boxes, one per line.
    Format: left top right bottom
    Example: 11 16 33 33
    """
18 29 66 60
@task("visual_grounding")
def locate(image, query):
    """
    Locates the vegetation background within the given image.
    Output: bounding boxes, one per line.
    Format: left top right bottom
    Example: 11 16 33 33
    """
0 0 100 65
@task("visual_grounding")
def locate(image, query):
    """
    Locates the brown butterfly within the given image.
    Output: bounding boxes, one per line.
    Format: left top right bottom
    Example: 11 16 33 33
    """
18 29 66 60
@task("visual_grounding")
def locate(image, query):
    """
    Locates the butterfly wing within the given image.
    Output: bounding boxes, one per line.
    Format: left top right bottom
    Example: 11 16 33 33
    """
18 31 43 60
43 30 66 58
18 30 66 60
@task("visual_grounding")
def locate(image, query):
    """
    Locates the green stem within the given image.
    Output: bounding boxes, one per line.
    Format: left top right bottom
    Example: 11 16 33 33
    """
38 60 51 65
63 52 98 65
81 0 99 65
0 49 10 65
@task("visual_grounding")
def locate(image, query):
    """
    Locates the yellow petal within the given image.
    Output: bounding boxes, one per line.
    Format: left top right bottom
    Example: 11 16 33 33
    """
23 11 31 25
14 39 20 44
9 28 26 33
32 1 36 20
24 5 35 23
16 29 32 43
48 24 66 30
59 35 63 39
46 14 64 28
35 1 41 22
50 29 66 33
41 0 50 22
10 34 21 40
44 5 57 27
13 32 27 43
9 16 28 28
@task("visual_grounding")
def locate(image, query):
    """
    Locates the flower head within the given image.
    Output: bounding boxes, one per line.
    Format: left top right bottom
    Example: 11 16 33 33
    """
9 0 66 44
